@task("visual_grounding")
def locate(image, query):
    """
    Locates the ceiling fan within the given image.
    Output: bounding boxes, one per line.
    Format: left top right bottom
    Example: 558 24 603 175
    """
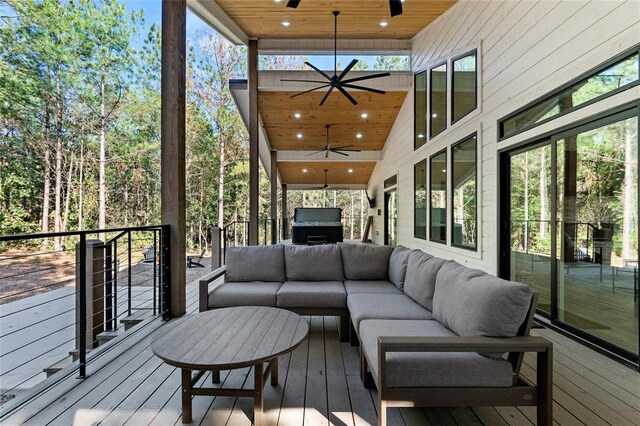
307 124 361 158
286 1 403 17
280 11 391 106
311 169 331 190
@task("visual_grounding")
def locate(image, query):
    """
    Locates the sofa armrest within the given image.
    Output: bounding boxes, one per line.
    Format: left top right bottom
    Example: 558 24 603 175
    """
198 266 226 312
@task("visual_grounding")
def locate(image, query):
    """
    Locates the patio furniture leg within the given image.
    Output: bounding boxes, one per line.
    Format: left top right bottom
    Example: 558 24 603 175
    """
350 320 359 347
181 369 192 424
537 346 553 426
254 362 264 426
339 313 349 342
211 370 220 384
270 358 278 386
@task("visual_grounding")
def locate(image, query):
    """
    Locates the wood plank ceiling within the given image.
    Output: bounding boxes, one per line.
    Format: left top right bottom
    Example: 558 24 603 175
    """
214 0 457 39
214 0 455 188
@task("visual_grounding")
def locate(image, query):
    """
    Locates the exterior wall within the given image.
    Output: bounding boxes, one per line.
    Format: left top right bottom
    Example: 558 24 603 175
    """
368 0 640 274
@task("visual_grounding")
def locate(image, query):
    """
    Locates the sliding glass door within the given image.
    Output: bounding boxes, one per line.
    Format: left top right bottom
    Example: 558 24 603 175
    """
503 108 639 360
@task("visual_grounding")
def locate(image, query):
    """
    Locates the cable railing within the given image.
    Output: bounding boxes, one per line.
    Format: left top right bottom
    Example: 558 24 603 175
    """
0 224 170 404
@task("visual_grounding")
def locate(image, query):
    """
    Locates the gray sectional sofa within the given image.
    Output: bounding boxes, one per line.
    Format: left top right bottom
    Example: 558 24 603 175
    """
199 243 553 426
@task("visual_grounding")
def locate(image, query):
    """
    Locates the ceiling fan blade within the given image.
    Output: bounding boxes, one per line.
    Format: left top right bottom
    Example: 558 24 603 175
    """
336 148 361 153
325 150 329 158
389 0 403 17
337 59 359 81
306 149 327 156
342 83 386 95
304 62 333 81
280 79 327 83
319 86 335 106
329 149 349 157
332 145 355 149
290 84 331 98
286 0 301 8
341 72 391 84
336 85 358 105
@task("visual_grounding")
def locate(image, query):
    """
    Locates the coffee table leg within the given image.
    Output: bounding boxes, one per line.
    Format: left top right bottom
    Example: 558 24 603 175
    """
270 358 278 386
211 370 220 384
181 369 192 424
254 362 264 426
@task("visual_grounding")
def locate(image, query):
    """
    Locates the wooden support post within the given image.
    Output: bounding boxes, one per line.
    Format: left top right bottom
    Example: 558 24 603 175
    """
211 226 222 270
248 39 259 246
270 150 278 244
161 0 187 317
75 239 104 350
281 184 288 240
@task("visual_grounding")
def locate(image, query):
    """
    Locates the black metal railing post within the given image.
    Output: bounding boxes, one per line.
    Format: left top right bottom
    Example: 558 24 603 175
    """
104 243 113 331
127 230 132 317
161 224 171 320
78 233 87 379
153 230 157 316
271 219 277 245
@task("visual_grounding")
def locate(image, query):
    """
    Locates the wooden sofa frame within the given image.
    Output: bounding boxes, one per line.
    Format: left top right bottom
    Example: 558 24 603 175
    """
198 266 350 342
359 293 553 426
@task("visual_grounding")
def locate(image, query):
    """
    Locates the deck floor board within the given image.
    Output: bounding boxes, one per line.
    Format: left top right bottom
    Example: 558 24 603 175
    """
2 282 639 426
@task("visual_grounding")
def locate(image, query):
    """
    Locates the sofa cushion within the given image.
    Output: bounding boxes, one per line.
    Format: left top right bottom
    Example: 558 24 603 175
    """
433 261 533 338
403 251 447 310
359 319 514 388
347 293 433 333
225 245 285 282
339 243 394 280
388 245 412 290
208 282 282 308
277 281 346 308
284 245 344 281
344 280 402 295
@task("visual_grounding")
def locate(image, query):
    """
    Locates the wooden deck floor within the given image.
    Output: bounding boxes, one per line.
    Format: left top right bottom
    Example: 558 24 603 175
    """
2 283 640 426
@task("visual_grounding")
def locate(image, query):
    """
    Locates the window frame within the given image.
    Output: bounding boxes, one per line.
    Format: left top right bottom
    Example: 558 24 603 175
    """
414 70 428 150
428 148 448 244
429 61 448 139
497 43 640 141
451 49 478 125
414 159 427 240
450 132 478 251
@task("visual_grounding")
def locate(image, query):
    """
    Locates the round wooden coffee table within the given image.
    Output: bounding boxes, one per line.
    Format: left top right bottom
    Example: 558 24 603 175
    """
152 306 309 425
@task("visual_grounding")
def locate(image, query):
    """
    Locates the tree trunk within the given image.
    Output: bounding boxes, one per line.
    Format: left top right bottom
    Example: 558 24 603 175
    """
540 148 548 239
53 75 63 251
98 77 107 230
621 120 637 261
78 139 84 230
360 190 365 239
217 138 226 228
41 97 51 247
350 191 354 240
124 183 129 226
524 151 529 253
62 154 74 233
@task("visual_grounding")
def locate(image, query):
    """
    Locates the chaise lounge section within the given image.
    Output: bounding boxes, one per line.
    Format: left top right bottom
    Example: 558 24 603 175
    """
199 243 552 426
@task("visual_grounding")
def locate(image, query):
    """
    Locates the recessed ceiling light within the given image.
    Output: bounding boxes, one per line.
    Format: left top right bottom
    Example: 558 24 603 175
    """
282 21 290 27
302 168 308 173
379 21 388 27
432 113 438 118
348 168 354 173
361 112 368 119
296 133 303 139
356 133 363 139
294 112 301 118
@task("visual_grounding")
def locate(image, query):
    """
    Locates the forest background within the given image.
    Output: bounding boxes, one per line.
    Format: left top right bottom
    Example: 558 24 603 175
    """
0 0 399 251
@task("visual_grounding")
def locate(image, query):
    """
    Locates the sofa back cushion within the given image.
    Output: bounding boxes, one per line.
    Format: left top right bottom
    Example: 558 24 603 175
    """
433 260 533 337
388 246 412 290
285 244 344 281
339 244 393 280
225 245 285 282
403 250 446 310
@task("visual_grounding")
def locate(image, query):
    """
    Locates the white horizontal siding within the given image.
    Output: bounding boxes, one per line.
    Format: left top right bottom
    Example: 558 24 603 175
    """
368 0 640 275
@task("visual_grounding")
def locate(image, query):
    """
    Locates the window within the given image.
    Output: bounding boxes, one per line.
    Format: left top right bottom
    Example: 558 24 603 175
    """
430 63 447 138
452 51 477 123
499 47 640 140
384 174 397 188
451 134 477 250
414 71 427 149
414 160 427 239
429 150 447 243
